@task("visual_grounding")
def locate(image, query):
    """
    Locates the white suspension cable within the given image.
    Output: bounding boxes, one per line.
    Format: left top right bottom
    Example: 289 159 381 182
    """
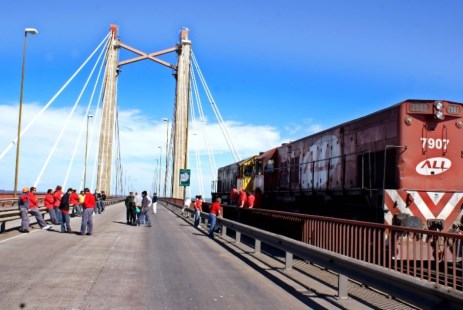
191 51 241 162
63 38 109 189
34 35 111 187
0 32 111 161
90 110 103 191
189 85 204 196
190 65 217 181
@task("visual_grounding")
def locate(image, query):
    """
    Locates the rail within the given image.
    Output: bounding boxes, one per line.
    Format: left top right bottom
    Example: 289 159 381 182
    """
161 198 463 309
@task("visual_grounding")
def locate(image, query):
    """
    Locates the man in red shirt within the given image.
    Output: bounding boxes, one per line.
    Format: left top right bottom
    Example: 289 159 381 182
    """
208 198 222 238
70 189 80 217
53 185 63 224
229 186 238 206
29 187 51 230
194 195 202 228
247 191 255 208
18 187 31 233
237 189 247 208
79 188 96 236
44 188 58 224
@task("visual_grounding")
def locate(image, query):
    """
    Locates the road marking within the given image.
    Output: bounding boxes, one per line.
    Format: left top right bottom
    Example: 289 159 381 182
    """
111 235 121 250
0 229 39 243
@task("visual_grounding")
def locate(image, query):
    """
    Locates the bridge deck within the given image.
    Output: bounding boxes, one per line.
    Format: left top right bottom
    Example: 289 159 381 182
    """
0 203 416 309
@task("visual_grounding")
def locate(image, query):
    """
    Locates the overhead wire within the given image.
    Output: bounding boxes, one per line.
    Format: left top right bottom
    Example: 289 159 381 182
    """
188 80 205 196
190 63 217 181
63 36 110 189
0 32 111 161
34 34 112 187
191 51 241 162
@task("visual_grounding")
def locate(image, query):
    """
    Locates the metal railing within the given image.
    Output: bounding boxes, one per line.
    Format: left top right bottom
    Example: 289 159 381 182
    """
161 198 463 308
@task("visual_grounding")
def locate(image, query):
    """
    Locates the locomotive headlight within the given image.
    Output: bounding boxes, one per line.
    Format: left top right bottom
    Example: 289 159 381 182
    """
434 101 444 110
435 111 445 120
434 101 445 120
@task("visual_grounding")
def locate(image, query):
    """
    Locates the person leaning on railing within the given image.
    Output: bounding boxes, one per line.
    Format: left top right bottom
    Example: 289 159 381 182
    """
208 198 222 238
44 188 58 224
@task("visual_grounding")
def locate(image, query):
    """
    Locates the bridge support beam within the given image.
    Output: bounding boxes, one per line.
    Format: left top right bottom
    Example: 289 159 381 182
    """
171 28 191 200
96 25 119 195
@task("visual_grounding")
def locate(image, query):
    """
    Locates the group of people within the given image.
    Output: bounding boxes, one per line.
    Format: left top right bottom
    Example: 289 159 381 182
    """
124 191 157 227
18 185 106 236
229 186 262 208
192 194 222 238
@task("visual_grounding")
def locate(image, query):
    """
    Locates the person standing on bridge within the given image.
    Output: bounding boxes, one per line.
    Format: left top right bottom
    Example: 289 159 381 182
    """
28 187 52 231
53 186 63 224
100 191 107 213
79 188 95 236
18 187 31 233
134 192 142 225
139 191 152 227
59 188 73 233
152 192 158 214
194 195 203 227
208 198 222 238
94 190 102 214
70 189 80 217
78 190 85 217
125 192 135 225
44 188 58 224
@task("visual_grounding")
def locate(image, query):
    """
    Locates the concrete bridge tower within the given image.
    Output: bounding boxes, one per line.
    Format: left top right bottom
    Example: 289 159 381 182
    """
171 28 191 200
96 25 119 195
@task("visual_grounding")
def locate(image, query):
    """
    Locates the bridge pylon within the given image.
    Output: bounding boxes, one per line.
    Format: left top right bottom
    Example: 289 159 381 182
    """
171 28 191 200
96 25 119 195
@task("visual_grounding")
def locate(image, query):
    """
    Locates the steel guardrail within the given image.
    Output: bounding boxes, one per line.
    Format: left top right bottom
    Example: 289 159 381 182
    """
162 199 463 309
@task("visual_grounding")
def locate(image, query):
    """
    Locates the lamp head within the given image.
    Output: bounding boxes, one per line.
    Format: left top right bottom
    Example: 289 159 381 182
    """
25 28 38 35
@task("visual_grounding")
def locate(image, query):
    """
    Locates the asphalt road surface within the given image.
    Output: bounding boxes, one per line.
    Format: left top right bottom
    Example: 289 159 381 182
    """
0 202 315 309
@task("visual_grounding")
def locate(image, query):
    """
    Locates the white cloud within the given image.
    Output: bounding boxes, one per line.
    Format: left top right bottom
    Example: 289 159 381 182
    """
0 103 287 198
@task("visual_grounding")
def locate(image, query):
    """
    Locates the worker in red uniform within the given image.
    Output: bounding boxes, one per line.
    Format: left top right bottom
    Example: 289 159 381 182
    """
229 186 238 206
79 188 96 236
70 189 80 217
59 188 73 233
53 185 63 224
247 191 255 208
44 188 58 224
208 198 222 238
194 195 202 227
29 186 51 230
237 189 247 208
18 187 31 233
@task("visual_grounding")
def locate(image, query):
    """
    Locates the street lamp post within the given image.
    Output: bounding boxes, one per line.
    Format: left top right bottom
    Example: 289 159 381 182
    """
158 146 162 196
154 159 159 194
83 114 94 189
162 118 169 197
13 27 38 198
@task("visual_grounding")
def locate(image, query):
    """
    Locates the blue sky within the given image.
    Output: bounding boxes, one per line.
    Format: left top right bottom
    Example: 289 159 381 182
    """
1 1 463 197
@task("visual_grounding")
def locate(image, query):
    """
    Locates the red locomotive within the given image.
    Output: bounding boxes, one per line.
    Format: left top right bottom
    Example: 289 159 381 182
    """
212 99 463 231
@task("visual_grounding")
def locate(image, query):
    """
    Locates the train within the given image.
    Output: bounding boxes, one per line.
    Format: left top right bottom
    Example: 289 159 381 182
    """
212 99 463 232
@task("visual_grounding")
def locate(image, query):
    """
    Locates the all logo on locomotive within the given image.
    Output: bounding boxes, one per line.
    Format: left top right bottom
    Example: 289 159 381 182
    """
212 99 463 232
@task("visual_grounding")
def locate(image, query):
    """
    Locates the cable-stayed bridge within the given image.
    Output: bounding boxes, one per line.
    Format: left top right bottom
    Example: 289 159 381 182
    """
1 25 240 199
